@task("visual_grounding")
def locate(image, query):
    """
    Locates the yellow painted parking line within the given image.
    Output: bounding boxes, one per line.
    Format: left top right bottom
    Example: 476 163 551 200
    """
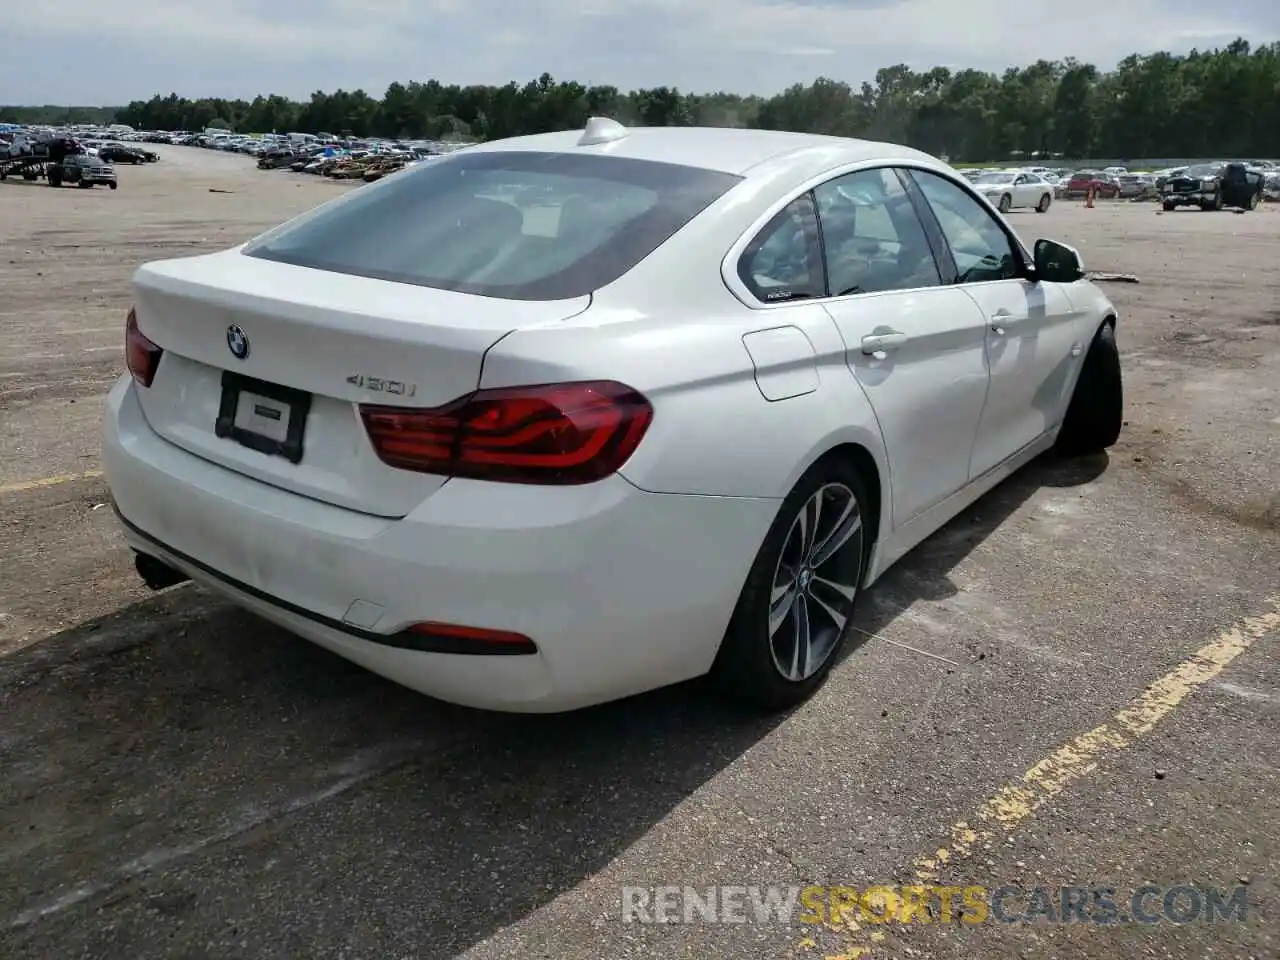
0 470 103 495
816 598 1280 959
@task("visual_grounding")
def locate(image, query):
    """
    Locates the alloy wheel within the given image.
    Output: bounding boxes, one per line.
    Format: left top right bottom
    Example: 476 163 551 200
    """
768 483 864 681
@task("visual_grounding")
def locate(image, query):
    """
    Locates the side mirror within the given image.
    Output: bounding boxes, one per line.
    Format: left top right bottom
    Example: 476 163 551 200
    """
1033 238 1084 283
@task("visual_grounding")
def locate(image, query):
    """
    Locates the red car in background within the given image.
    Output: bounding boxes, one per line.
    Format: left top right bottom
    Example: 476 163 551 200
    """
1064 171 1121 199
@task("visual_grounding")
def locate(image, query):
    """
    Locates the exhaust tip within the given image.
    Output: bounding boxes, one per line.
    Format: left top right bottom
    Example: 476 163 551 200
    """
134 552 190 591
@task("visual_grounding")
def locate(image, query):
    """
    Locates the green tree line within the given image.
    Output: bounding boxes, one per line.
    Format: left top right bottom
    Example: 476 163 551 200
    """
7 39 1278 160
0 105 119 127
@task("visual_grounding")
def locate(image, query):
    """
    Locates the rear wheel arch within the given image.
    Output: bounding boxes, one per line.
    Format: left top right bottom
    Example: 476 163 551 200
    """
711 445 879 709
811 442 882 556
726 436 886 617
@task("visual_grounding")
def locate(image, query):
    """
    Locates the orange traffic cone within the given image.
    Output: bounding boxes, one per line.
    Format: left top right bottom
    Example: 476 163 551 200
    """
1086 185 1095 208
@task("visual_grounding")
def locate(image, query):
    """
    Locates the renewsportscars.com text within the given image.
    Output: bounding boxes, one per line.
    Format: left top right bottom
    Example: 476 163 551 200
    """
620 884 1249 926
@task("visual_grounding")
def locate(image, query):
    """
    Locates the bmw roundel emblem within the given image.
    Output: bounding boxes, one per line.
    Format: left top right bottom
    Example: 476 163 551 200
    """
226 324 249 360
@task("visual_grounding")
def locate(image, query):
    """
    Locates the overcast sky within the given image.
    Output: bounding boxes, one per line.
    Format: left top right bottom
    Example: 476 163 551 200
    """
4 0 1277 105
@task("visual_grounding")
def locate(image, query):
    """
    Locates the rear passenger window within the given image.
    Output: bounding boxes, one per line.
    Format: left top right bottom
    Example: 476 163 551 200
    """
738 194 826 302
814 167 941 296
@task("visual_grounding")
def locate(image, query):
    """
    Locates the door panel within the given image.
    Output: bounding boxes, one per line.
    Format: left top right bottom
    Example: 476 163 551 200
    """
959 279 1080 473
908 168 1083 477
825 288 992 525
813 167 991 526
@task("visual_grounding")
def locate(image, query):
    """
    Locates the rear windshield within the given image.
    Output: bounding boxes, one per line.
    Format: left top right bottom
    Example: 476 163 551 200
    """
242 150 742 300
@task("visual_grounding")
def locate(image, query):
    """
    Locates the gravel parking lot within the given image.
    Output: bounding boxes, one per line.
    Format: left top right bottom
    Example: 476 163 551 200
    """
1 145 1277 960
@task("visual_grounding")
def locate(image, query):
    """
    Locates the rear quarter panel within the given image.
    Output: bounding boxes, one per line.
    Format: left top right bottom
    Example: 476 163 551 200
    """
477 299 889 504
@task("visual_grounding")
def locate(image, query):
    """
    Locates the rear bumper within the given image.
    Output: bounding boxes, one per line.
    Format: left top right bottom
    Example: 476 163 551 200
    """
102 376 780 712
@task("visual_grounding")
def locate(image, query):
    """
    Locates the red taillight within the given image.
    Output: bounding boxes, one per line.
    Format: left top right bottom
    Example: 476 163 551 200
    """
125 307 162 387
401 621 536 655
360 380 653 485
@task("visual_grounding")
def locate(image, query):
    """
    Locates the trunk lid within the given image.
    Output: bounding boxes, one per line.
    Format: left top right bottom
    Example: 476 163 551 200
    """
131 250 590 518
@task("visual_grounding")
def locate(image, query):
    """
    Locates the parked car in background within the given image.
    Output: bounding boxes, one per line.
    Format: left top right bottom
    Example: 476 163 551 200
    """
1064 171 1121 199
99 143 158 164
1040 173 1071 199
1153 167 1188 190
1263 168 1280 201
969 170 1054 212
257 147 301 169
1115 173 1153 198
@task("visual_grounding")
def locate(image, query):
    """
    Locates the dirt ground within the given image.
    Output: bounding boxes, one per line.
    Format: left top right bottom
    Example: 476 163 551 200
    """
1 146 1277 960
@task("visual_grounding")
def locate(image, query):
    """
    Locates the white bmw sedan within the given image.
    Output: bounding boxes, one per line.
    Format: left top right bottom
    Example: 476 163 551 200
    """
970 171 1055 213
103 119 1122 713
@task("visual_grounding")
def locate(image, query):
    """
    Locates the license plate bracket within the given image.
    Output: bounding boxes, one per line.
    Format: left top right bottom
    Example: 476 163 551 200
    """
214 371 311 464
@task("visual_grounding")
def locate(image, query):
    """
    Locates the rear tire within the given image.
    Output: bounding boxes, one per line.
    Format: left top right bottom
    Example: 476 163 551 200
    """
711 458 871 711
1036 194 1051 213
1162 201 1176 211
1055 322 1123 456
998 194 1012 213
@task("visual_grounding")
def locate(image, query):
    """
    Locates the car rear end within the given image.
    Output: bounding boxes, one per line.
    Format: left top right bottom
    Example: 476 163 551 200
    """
1116 174 1145 198
1065 172 1095 199
103 145 773 712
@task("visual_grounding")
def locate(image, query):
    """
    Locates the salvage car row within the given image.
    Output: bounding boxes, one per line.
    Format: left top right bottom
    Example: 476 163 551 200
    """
0 137 121 190
959 160 1279 209
0 125 163 190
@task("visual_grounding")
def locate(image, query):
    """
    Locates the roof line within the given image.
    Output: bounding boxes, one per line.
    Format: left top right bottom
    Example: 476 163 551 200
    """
736 137 903 176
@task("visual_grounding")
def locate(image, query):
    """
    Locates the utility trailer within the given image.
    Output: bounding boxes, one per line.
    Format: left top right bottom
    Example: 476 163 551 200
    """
0 137 92 186
0 154 53 181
